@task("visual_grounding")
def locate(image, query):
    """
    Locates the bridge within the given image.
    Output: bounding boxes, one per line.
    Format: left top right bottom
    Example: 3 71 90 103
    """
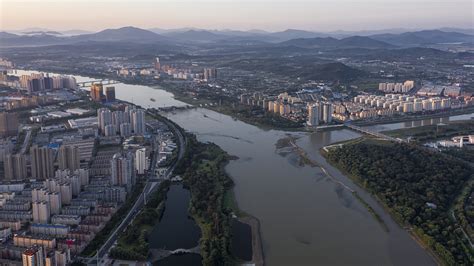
77 79 120 87
150 245 200 262
345 123 405 143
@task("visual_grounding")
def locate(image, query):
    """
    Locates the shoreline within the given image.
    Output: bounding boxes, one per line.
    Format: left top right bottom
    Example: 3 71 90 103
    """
237 216 265 266
322 139 445 265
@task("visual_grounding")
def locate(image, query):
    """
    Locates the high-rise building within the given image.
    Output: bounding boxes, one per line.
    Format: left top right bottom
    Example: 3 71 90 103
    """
97 108 112 135
112 110 125 130
0 112 19 137
322 103 333 123
90 83 103 102
135 148 147 175
3 153 27 181
105 86 116 102
30 145 55 180
22 245 45 266
130 109 145 135
119 123 132 137
32 189 62 215
307 104 319 126
154 57 161 71
32 201 50 224
203 68 217 81
111 153 135 191
54 249 71 266
58 145 80 171
43 77 53 90
104 124 116 137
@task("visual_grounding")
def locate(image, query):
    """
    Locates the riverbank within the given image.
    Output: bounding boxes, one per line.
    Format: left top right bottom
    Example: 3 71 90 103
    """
325 138 473 265
382 119 474 143
153 84 306 132
109 181 170 260
174 133 262 265
353 107 474 127
280 135 390 232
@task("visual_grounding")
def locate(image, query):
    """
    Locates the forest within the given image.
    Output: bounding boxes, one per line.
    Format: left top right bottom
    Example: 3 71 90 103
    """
174 134 236 265
327 141 473 265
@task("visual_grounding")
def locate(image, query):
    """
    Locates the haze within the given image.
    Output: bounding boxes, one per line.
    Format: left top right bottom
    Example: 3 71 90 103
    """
1 0 472 32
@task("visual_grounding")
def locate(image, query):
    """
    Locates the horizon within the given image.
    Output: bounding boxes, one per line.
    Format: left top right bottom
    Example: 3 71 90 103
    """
1 0 472 32
2 25 473 35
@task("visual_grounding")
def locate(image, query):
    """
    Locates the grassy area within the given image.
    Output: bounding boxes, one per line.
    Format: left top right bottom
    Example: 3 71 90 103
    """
109 181 170 261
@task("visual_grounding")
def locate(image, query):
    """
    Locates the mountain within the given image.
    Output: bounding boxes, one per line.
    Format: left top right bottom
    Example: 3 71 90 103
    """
280 36 393 49
280 37 339 47
75 26 167 42
270 29 327 41
0 27 169 47
163 30 227 43
0 32 68 47
438 28 474 35
370 30 474 46
337 36 395 48
0 31 19 39
61 30 94 36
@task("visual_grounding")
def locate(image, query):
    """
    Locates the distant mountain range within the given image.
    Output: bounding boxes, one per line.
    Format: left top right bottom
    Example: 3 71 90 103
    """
279 36 395 49
0 26 472 48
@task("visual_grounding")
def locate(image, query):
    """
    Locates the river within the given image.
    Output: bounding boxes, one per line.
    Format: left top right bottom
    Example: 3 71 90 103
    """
15 70 474 265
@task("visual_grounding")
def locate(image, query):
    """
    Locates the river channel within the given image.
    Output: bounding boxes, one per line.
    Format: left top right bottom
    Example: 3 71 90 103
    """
14 70 474 265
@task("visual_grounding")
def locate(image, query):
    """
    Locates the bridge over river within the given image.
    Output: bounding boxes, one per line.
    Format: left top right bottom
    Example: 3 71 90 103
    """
150 245 200 262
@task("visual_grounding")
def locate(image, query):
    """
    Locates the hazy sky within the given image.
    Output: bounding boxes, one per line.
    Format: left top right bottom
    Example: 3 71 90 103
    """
1 0 473 32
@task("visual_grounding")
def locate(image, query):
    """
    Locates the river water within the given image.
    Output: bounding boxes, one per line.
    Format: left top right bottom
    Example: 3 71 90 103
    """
15 70 474 265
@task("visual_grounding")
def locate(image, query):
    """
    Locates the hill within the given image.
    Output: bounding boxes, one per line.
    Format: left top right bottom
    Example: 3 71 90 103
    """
370 30 474 46
280 36 394 49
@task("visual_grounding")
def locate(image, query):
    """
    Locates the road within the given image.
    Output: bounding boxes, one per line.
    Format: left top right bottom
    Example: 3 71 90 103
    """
85 113 186 265
20 129 32 154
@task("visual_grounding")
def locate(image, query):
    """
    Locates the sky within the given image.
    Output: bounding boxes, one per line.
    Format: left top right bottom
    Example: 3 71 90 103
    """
0 0 473 32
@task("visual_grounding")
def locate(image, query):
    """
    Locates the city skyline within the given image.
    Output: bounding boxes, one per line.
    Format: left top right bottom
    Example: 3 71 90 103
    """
1 0 472 32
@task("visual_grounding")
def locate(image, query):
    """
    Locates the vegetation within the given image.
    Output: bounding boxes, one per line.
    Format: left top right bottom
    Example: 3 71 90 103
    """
81 181 145 256
443 148 474 163
174 134 236 265
326 140 474 265
109 181 170 260
452 179 474 241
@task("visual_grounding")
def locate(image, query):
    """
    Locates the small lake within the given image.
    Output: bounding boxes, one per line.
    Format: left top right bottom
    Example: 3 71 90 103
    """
231 219 252 261
149 184 201 250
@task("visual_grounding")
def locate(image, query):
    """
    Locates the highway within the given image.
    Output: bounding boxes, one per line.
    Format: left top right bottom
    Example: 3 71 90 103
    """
85 113 186 265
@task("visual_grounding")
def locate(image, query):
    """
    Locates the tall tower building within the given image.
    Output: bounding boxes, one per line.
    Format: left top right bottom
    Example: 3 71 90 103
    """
97 108 112 135
135 148 147 175
22 246 45 266
58 145 80 171
130 109 145 135
112 111 125 129
90 83 103 102
0 112 19 137
307 104 320 127
3 154 27 181
322 103 333 123
105 86 116 102
203 68 217 81
154 57 161 71
30 145 55 180
32 201 50 223
111 153 135 191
